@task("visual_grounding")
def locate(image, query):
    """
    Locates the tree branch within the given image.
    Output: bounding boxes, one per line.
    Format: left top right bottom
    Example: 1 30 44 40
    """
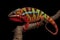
13 26 23 40
51 10 60 20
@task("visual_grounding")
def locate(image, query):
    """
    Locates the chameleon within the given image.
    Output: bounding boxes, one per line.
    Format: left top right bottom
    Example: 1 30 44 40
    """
8 7 58 35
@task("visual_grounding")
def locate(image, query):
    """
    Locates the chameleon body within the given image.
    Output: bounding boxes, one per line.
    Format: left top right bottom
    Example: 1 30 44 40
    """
8 7 58 35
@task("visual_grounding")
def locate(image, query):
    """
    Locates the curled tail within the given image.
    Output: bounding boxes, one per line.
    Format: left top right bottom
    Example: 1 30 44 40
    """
43 14 58 35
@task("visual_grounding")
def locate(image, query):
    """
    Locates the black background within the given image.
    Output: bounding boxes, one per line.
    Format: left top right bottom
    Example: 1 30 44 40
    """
0 0 60 40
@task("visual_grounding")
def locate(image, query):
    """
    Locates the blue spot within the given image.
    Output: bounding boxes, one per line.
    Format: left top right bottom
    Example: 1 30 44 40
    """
28 11 32 14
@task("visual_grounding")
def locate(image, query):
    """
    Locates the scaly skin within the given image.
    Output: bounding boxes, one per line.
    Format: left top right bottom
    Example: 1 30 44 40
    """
9 7 58 35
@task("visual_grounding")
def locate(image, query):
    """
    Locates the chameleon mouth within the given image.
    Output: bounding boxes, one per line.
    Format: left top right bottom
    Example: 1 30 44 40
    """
8 14 23 22
9 17 22 22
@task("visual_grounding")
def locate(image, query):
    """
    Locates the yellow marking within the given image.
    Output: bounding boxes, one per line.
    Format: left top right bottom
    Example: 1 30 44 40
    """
32 8 36 21
32 8 35 13
33 13 36 21
39 11 42 17
36 9 40 16
43 13 47 19
22 8 26 12
47 15 49 18
22 8 31 21
44 14 46 18
25 12 31 22
41 11 44 15
31 17 34 22
40 11 45 17
46 15 50 20
36 9 40 20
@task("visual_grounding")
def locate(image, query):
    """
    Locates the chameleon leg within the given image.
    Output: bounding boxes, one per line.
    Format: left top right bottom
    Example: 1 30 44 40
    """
23 23 29 32
22 16 30 32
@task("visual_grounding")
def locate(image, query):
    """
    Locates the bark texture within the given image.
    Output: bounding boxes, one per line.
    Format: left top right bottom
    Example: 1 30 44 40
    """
13 26 23 40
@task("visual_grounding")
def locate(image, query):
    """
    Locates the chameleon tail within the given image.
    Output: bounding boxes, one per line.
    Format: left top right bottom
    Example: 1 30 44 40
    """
44 15 58 35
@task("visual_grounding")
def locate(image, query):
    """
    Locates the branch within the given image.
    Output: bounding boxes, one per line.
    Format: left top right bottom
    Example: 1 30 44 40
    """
13 26 23 40
51 10 60 20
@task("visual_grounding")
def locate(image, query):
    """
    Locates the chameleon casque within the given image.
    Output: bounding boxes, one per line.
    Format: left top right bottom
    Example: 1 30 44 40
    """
8 7 58 35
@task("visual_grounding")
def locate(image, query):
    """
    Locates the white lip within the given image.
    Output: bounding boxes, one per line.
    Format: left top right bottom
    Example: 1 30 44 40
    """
8 15 20 17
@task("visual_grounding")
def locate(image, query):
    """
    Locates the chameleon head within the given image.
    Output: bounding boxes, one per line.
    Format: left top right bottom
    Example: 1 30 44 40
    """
8 8 24 23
